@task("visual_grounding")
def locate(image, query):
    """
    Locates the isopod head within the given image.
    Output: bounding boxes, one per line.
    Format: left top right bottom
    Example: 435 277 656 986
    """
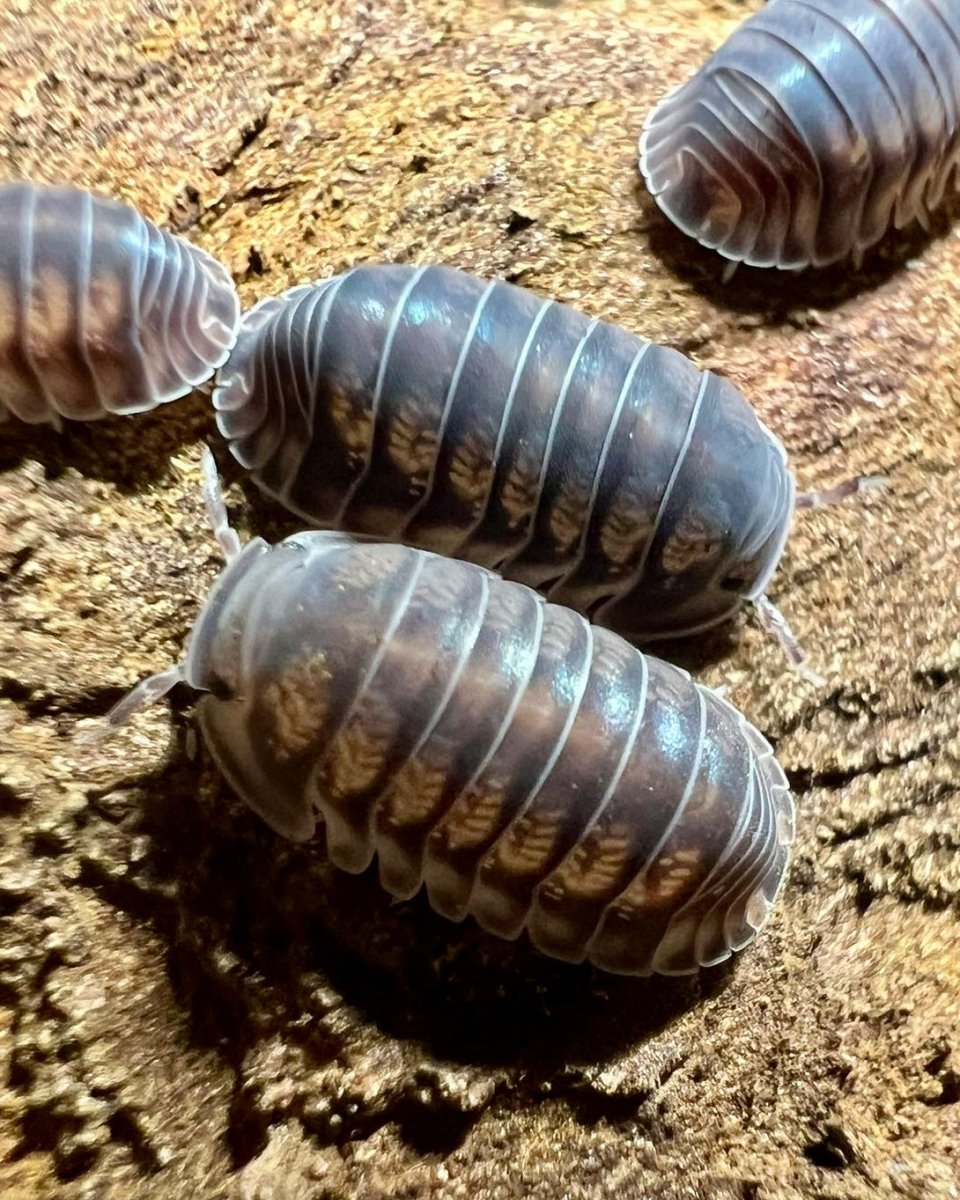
639 65 823 270
181 531 335 842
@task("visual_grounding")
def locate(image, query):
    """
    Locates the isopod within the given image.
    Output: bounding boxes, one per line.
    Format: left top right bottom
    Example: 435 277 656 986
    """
100 452 795 977
639 0 960 270
213 263 798 645
0 181 241 424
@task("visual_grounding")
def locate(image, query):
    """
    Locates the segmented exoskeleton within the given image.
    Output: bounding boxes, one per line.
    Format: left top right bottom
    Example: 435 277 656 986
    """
214 263 795 643
0 181 240 423
639 0 960 270
103 458 795 977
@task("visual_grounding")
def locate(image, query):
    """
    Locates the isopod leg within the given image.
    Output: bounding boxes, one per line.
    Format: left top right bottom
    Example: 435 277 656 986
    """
794 474 886 510
201 445 242 562
752 595 825 686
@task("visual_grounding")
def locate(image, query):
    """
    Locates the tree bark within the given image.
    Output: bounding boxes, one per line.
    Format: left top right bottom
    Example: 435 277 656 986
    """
1 2 957 1197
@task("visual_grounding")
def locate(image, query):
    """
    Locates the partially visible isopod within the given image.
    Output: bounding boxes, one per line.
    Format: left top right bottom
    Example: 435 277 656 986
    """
639 0 960 270
0 181 241 423
101 454 795 977
213 263 796 644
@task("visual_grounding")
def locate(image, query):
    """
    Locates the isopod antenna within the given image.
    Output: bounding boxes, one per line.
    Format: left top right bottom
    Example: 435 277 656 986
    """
753 472 887 684
85 446 240 735
794 475 887 512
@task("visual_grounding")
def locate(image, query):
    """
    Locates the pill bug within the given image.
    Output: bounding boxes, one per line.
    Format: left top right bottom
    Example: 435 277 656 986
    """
101 456 795 977
213 262 796 644
639 0 960 270
0 181 241 424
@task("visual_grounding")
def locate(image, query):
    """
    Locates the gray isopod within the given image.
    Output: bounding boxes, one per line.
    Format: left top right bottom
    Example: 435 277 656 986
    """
103 456 795 977
0 181 241 423
639 0 960 270
213 263 798 645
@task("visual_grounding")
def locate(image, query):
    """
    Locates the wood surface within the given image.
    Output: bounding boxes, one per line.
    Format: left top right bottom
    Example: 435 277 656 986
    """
0 1 957 1196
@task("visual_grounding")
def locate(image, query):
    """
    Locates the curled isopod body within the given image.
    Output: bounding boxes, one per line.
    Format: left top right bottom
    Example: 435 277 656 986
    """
0 181 241 423
213 263 795 642
639 0 960 270
109 511 795 976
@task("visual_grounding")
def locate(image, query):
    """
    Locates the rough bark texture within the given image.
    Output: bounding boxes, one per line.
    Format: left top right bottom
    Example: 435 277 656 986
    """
1 1 958 1197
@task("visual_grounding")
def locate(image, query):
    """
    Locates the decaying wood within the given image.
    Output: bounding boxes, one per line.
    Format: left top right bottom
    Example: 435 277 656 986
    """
0 1 957 1197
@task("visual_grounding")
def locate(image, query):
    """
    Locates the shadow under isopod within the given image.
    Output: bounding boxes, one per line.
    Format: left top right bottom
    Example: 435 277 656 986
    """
0 388 214 492
83 717 739 1073
636 178 960 317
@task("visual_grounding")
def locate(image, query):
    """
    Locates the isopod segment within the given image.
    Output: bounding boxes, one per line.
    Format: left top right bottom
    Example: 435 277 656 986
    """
0 181 241 423
639 0 960 270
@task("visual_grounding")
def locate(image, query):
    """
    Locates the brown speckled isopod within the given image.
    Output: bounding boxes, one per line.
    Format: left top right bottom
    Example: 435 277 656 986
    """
640 0 960 270
213 263 797 646
0 181 241 424
103 460 795 977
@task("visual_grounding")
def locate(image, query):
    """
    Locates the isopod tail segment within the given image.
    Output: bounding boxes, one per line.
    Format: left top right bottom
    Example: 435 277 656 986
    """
638 0 960 272
0 182 241 424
